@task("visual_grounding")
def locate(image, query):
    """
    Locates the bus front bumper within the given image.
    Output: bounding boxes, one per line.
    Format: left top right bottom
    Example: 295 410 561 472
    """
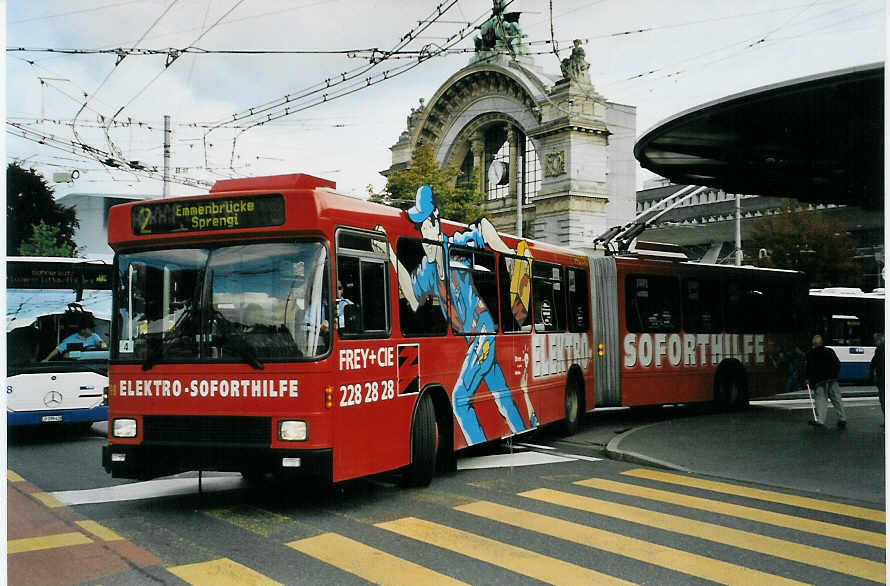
8 406 108 427
102 443 332 482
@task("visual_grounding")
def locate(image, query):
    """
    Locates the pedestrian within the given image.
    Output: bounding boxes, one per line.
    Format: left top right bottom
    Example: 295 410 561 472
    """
805 334 847 429
870 332 884 414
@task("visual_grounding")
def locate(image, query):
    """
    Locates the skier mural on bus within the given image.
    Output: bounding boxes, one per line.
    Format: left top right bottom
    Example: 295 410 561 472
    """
377 184 537 445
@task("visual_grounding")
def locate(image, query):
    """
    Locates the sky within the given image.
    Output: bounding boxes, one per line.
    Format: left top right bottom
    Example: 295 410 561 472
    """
5 0 886 200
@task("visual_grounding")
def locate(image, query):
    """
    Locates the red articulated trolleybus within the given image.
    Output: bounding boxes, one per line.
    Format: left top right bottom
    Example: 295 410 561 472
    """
102 173 807 485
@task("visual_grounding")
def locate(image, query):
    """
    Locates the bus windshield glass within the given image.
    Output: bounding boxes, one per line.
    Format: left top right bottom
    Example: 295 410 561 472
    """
7 288 111 372
114 242 331 365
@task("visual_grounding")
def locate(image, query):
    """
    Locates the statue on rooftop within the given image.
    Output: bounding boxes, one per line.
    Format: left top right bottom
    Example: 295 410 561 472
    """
560 39 591 84
473 0 526 58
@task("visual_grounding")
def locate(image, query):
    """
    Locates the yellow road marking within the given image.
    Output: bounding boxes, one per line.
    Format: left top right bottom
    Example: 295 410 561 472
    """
456 501 804 586
623 468 886 523
8 532 93 554
8 469 25 482
578 477 884 548
288 532 468 585
75 520 124 541
168 558 282 586
377 516 635 586
31 491 65 508
521 488 885 583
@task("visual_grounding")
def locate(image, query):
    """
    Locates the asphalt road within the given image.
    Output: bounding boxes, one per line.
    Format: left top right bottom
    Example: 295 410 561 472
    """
7 394 886 585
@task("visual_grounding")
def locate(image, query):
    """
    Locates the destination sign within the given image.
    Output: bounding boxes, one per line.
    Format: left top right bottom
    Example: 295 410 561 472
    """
131 193 285 235
7 261 112 290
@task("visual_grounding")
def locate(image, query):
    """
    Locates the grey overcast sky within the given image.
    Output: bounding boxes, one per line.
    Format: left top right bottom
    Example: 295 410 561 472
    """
5 0 886 199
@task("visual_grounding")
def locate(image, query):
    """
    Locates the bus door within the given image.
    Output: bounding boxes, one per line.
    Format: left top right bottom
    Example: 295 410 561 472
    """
332 229 408 480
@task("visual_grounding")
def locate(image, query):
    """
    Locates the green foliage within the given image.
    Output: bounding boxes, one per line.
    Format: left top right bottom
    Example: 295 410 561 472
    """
19 221 78 257
7 163 79 256
372 144 482 224
750 201 862 287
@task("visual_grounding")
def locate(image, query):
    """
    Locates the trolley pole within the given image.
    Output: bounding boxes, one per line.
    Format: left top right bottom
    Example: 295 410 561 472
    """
163 114 171 198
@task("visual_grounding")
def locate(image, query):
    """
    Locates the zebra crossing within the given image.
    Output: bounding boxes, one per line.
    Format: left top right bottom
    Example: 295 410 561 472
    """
161 467 886 585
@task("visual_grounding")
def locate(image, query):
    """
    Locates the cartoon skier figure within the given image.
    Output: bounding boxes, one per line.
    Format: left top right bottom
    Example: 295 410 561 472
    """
377 185 537 445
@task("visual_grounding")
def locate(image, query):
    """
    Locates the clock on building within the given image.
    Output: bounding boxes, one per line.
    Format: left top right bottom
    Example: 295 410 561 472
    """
487 160 509 186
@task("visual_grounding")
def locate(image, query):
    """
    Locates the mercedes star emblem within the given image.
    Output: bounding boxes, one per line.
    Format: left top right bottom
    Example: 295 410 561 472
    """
43 391 63 407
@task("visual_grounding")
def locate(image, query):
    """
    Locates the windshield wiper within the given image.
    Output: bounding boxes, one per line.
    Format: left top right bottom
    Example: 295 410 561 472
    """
221 336 264 370
212 311 264 370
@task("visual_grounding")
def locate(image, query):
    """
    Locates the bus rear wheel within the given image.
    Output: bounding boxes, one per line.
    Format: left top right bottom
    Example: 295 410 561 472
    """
401 393 437 487
715 366 748 409
558 377 583 436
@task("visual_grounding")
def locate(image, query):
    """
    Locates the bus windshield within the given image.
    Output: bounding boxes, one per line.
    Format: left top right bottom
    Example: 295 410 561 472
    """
114 242 331 366
7 288 112 372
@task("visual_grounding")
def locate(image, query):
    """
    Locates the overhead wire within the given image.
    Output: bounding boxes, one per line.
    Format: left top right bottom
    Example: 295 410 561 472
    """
204 0 479 167
599 0 871 90
204 1 466 132
71 0 181 170
8 1 146 25
6 121 212 188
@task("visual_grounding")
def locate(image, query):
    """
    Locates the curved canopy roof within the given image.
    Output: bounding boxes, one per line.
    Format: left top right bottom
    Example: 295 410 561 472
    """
635 63 884 210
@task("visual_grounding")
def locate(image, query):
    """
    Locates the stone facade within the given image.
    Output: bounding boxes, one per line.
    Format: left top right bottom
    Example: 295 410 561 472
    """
384 48 636 249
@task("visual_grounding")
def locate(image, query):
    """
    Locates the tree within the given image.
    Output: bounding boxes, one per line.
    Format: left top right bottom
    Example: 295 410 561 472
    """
19 221 78 257
749 201 862 287
7 163 79 256
371 144 482 224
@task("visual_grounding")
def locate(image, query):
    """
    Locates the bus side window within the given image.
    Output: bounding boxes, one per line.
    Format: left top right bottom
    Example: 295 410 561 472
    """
683 278 722 333
335 229 391 338
726 281 774 333
500 255 531 333
566 268 589 332
396 238 449 337
625 275 680 333
532 262 566 333
450 248 498 334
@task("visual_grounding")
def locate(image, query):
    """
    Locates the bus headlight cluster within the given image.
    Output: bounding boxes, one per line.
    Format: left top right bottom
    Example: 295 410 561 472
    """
279 420 308 441
112 418 137 438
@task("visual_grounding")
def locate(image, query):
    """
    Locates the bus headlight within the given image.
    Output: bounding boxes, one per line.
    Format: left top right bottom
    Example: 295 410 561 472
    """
112 418 137 438
279 420 308 441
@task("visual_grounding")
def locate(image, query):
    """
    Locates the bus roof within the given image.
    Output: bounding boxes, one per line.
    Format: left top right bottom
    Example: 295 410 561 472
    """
810 287 885 299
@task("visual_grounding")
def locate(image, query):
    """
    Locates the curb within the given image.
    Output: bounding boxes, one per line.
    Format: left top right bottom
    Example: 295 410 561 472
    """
604 422 691 473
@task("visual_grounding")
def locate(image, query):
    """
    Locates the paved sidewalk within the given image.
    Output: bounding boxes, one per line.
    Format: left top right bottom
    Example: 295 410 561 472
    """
600 392 885 506
7 469 165 585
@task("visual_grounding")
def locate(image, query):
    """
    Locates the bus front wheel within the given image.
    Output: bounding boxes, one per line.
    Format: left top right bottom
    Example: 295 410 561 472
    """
401 393 437 487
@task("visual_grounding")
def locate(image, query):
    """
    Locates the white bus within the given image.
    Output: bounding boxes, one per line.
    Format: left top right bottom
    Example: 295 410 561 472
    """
809 287 885 383
6 256 112 430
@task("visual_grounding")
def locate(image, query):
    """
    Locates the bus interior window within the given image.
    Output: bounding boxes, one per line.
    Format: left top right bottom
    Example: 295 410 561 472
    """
626 275 680 333
337 255 361 333
360 261 388 333
683 278 722 333
500 255 532 333
397 238 448 337
830 315 863 346
450 250 498 334
532 262 566 333
567 268 590 332
336 229 391 337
